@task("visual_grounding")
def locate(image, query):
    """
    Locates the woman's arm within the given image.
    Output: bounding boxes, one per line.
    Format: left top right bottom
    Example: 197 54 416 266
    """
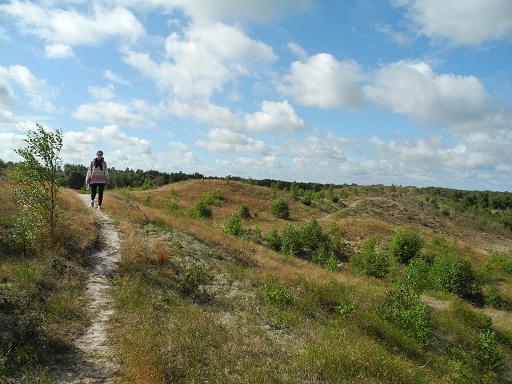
85 162 92 184
104 161 110 184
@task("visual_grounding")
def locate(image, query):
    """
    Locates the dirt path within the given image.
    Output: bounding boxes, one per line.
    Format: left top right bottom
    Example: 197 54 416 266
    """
53 194 121 383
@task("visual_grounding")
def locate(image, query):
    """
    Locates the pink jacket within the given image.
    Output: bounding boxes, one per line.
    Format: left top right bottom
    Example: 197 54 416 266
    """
85 159 110 185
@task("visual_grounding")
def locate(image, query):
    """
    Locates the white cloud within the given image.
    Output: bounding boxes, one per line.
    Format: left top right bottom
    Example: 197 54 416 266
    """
170 100 241 129
0 109 15 123
287 42 307 58
0 1 144 46
195 128 270 155
363 60 510 131
0 131 24 161
124 22 276 100
103 69 130 86
245 100 304 132
286 131 355 163
397 0 512 45
279 53 366 109
374 23 411 45
88 84 115 100
45 43 75 59
72 101 150 127
0 64 55 112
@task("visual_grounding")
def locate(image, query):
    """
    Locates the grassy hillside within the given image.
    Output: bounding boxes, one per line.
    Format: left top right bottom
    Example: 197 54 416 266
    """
102 179 512 383
0 170 97 382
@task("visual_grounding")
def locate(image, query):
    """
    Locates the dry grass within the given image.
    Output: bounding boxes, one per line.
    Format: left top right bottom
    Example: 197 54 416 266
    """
119 221 148 263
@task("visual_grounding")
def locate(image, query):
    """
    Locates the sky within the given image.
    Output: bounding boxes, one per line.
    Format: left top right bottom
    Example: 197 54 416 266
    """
0 0 511 191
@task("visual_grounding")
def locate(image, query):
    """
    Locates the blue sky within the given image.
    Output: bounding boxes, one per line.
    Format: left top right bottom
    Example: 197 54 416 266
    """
0 0 511 191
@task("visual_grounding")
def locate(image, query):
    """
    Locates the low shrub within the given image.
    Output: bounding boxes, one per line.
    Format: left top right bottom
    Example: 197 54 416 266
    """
238 203 250 218
388 228 422 263
188 200 212 219
312 245 339 272
266 228 282 251
222 213 243 237
429 243 482 301
270 197 289 219
200 190 223 207
476 329 503 371
280 224 302 256
262 280 293 307
378 286 432 345
300 218 326 251
351 238 390 278
398 257 431 293
179 263 206 295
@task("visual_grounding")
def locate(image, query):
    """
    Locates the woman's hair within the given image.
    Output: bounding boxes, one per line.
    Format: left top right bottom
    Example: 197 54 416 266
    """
94 150 104 170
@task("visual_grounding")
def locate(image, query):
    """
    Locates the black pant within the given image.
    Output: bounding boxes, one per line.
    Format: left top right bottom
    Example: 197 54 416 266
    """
90 183 105 206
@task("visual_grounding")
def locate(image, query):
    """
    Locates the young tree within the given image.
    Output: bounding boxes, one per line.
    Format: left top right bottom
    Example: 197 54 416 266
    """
12 123 63 243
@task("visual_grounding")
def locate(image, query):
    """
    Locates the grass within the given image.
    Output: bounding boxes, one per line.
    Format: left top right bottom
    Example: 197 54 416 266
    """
103 180 512 383
0 179 96 382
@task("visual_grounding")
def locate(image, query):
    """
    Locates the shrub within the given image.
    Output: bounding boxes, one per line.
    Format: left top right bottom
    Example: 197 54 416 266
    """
398 257 431 293
476 329 503 371
429 244 481 300
238 203 250 218
188 200 212 219
263 280 293 307
162 190 178 211
483 285 504 309
300 218 326 251
281 224 302 256
200 190 223 207
179 263 206 295
267 228 282 251
388 228 422 263
327 223 353 261
270 197 289 219
222 213 243 237
379 286 432 345
503 257 512 274
312 245 339 271
301 190 313 206
352 238 390 278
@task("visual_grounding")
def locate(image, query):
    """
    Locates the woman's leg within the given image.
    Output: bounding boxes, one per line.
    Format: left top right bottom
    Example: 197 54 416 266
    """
90 183 98 203
98 184 105 206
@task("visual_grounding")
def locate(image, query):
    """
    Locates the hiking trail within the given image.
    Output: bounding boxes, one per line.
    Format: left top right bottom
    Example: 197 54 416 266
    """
53 194 121 383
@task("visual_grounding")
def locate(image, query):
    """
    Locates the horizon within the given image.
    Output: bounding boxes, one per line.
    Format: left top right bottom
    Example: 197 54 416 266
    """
1 1 511 191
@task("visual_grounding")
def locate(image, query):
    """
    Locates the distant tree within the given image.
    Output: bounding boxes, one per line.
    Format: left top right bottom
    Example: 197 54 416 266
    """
12 124 62 243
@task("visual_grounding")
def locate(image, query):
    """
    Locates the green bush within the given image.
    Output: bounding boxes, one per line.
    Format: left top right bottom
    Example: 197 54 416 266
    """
388 228 422 263
476 329 503 371
270 197 289 219
188 200 212 219
200 190 223 207
179 263 206 295
301 190 313 206
300 218 326 251
503 257 512 274
267 228 282 251
379 286 432 345
281 224 302 256
312 245 339 271
398 257 431 293
222 213 243 237
327 223 353 261
238 203 250 218
483 285 504 309
351 238 390 278
263 280 293 307
429 244 481 300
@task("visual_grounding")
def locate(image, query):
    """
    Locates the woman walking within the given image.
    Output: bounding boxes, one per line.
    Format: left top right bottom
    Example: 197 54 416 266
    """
85 150 110 209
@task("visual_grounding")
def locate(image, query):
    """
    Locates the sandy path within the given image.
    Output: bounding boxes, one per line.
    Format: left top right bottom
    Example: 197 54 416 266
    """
54 194 121 383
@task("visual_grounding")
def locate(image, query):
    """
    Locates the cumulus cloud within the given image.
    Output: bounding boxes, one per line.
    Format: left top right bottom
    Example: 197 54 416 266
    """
245 100 304 132
0 64 55 111
45 43 75 59
103 69 130 86
0 1 144 46
195 128 270 155
287 42 307 58
124 22 276 100
279 53 366 109
88 84 115 100
363 60 510 131
72 101 151 128
397 0 512 45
